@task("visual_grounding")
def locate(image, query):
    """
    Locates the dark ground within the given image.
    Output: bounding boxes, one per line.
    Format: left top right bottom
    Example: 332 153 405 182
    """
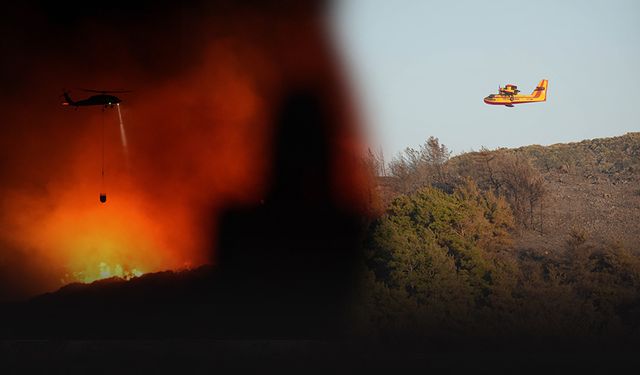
2 339 640 374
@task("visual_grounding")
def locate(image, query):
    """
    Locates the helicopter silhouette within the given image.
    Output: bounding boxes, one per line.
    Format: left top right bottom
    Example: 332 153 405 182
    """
62 89 130 108
61 88 132 204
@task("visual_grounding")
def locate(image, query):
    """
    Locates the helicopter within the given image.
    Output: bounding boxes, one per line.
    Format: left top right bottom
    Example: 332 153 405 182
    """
61 88 132 204
484 79 548 107
62 89 130 108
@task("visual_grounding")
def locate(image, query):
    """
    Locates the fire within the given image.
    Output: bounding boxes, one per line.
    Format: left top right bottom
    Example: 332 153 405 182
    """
1 169 207 292
44 191 202 286
61 262 144 284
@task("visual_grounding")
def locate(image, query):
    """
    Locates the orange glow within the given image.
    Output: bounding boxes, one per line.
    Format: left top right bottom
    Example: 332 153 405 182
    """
0 41 269 295
46 199 170 284
61 262 143 284
0 5 368 299
4 169 207 288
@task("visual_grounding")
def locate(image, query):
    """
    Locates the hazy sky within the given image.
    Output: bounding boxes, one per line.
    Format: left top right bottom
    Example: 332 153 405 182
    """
331 0 640 157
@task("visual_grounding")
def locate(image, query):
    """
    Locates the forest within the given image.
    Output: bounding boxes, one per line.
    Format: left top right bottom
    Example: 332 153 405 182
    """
356 133 640 343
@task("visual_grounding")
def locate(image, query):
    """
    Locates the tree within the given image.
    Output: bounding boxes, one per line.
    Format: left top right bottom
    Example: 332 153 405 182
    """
388 136 451 194
365 147 387 177
449 149 547 230
423 136 450 183
364 178 518 336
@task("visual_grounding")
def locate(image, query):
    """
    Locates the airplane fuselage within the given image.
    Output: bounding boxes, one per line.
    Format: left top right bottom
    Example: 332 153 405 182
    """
484 79 548 107
483 94 541 106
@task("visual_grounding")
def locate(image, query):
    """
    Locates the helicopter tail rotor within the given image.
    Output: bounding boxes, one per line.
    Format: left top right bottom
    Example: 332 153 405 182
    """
61 89 75 106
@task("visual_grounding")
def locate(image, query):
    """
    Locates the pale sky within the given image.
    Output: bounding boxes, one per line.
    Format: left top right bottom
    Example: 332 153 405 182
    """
330 0 640 157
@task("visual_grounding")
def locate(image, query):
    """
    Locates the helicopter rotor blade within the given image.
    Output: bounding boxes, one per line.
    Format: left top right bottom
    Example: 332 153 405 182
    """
80 88 132 94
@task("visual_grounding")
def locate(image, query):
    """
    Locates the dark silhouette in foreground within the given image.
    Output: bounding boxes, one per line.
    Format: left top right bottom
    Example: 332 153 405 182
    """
214 90 361 337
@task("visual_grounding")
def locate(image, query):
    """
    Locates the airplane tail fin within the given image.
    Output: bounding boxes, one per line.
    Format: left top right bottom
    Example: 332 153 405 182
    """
62 91 75 106
531 79 548 101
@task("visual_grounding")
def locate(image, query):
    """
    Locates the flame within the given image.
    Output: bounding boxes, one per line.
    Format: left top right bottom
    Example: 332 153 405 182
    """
41 187 202 286
61 262 144 284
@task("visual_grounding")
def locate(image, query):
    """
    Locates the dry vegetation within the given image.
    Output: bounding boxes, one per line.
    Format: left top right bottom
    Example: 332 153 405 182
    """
372 132 640 252
361 132 640 339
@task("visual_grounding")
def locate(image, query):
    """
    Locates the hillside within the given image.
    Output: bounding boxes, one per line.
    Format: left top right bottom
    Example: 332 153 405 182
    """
512 132 640 252
378 132 640 253
516 132 640 176
361 133 640 343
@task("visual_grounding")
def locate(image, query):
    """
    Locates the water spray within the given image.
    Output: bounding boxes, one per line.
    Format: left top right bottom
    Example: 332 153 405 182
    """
99 104 130 204
116 103 130 170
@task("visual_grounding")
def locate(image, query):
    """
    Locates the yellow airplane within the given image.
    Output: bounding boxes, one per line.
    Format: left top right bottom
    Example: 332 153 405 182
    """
484 79 548 107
